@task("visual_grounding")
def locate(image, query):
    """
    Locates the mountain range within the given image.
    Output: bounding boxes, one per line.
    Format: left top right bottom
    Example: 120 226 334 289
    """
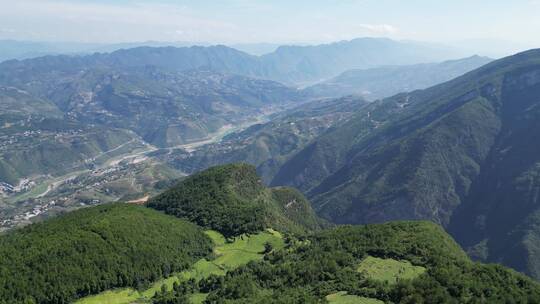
0 38 463 85
4 36 540 291
270 48 540 280
0 38 477 198
304 55 492 100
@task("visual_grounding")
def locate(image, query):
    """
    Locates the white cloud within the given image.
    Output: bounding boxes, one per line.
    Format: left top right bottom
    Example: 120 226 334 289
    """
1 0 535 46
0 0 239 42
358 24 399 35
0 28 17 33
0 0 403 44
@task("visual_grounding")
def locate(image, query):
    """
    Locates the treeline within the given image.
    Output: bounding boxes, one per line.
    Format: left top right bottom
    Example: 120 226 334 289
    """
154 221 540 303
0 204 212 304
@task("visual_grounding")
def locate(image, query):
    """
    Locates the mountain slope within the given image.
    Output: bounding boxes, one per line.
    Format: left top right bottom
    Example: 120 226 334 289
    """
304 55 492 100
0 59 300 148
159 221 540 303
0 87 137 185
0 203 212 304
163 96 368 183
271 49 540 279
259 38 462 84
147 163 326 237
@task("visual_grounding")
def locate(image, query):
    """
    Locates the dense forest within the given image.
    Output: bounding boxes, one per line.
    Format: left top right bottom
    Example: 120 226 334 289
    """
147 163 325 237
0 204 212 304
155 222 540 303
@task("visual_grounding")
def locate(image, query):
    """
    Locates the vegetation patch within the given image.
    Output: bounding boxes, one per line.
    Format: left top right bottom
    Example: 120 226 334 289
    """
192 221 540 303
77 229 284 304
356 256 426 284
213 229 284 268
0 203 212 304
326 291 384 304
189 293 209 304
73 289 141 304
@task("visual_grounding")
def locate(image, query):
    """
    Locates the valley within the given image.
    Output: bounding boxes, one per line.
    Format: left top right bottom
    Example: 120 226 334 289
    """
0 109 280 231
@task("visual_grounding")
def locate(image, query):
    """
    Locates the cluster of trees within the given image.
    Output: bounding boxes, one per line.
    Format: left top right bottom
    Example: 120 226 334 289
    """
0 204 213 304
153 221 540 303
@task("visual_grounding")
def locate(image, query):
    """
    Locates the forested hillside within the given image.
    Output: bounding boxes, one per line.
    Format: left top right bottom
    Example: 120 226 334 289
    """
0 204 212 304
147 163 326 237
271 48 540 279
155 221 540 303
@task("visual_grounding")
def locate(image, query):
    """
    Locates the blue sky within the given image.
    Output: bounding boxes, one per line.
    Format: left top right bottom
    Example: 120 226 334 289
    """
1 0 539 49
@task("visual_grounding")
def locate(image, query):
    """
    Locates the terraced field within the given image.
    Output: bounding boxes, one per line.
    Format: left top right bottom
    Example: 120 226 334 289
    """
76 229 284 304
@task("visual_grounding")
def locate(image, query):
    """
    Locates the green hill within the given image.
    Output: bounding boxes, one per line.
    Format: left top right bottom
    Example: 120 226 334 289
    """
147 163 326 237
158 221 540 303
271 49 540 279
0 204 212 304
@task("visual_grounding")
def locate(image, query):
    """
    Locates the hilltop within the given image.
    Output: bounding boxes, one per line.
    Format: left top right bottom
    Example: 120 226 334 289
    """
147 163 326 237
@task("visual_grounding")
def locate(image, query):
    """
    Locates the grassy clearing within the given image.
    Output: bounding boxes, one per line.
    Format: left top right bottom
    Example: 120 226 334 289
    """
205 230 226 246
326 291 384 304
189 293 208 304
76 229 283 304
357 256 426 284
213 228 284 269
74 289 141 304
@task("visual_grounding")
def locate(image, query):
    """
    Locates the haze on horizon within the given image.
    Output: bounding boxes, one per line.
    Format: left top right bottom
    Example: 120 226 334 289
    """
1 0 540 57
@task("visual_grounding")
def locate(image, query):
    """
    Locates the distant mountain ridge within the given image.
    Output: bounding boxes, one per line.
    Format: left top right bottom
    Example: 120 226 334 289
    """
0 37 469 180
304 55 493 100
259 37 463 84
0 37 464 85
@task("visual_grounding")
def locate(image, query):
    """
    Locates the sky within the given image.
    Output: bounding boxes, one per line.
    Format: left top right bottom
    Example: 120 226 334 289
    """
1 0 539 49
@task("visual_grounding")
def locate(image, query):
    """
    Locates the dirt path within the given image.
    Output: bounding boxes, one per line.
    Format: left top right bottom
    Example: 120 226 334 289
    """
127 195 150 205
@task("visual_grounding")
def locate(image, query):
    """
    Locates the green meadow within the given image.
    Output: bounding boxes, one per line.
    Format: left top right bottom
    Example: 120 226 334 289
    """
326 291 384 304
356 256 426 284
